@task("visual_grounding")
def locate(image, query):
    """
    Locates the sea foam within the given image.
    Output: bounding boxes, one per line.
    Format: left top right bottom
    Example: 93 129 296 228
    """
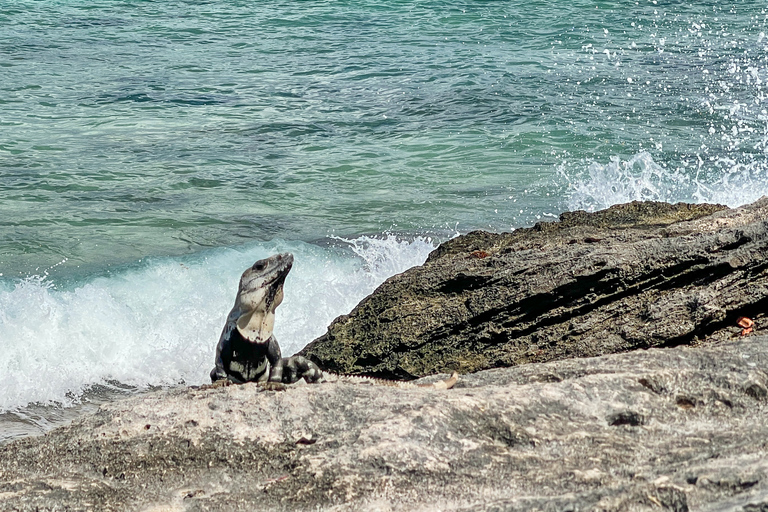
560 151 768 212
0 235 435 412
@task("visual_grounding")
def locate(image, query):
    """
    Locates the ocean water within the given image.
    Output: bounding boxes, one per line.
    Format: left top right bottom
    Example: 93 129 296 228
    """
2 1 768 438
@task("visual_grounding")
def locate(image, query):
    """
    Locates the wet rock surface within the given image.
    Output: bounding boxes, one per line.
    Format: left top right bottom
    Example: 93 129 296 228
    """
299 199 766 379
2 337 768 511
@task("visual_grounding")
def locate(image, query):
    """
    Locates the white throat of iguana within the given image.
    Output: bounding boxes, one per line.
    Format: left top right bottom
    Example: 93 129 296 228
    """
236 310 275 344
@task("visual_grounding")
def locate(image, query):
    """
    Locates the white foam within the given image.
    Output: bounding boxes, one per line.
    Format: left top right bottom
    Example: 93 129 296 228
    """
0 236 435 412
560 151 768 212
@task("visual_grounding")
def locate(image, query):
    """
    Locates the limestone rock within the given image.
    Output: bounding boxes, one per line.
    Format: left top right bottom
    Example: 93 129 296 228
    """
2 338 768 510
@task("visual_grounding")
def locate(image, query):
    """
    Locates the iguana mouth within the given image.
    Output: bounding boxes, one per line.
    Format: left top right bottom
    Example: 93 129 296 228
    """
241 253 293 292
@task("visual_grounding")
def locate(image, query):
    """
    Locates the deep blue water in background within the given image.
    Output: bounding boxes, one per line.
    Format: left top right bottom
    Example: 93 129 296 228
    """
2 0 768 423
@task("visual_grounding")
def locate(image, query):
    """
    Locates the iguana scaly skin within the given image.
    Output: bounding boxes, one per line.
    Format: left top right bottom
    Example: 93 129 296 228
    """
211 253 458 390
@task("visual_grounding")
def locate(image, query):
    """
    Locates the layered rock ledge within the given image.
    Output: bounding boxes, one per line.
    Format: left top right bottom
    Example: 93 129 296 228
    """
299 199 766 378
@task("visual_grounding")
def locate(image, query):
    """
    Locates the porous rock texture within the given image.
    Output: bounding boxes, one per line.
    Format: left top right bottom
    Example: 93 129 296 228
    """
2 337 768 511
299 199 767 379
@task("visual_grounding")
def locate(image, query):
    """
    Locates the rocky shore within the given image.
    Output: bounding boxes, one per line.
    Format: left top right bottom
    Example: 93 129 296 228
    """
2 198 768 511
298 199 766 378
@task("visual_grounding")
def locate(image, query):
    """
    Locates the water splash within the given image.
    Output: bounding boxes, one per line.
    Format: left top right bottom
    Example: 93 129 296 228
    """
560 151 768 212
0 235 436 412
334 234 436 283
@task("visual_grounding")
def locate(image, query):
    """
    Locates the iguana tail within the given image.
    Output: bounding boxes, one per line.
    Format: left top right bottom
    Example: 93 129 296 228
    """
276 355 459 389
320 371 459 390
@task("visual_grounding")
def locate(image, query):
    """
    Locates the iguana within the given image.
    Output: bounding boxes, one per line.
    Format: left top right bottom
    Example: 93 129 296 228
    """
210 252 458 390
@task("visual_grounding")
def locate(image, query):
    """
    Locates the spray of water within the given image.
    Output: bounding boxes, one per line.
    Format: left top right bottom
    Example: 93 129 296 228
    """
0 235 435 412
560 151 768 212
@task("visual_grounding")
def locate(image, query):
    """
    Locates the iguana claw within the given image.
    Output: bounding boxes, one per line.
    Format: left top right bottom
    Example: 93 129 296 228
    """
259 381 287 391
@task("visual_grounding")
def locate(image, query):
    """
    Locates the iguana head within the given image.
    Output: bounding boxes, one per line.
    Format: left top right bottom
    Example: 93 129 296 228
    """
234 252 293 344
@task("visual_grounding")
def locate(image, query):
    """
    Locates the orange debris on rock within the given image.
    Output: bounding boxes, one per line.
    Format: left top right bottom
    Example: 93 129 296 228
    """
737 316 754 336
469 250 490 259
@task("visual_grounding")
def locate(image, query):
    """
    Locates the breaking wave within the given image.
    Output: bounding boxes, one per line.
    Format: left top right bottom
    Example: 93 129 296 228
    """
0 235 435 412
560 151 768 212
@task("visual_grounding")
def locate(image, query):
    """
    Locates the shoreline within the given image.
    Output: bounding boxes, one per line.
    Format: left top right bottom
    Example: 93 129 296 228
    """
0 385 166 446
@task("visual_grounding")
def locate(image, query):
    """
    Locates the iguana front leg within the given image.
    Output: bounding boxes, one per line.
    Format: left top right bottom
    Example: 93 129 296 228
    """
264 335 283 382
253 336 289 391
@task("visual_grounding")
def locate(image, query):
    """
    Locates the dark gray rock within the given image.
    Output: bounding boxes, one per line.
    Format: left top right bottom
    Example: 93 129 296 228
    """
2 337 768 511
299 199 767 379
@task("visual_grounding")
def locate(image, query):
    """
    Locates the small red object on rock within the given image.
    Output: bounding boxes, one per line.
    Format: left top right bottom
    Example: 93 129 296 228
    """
737 316 754 336
469 250 490 259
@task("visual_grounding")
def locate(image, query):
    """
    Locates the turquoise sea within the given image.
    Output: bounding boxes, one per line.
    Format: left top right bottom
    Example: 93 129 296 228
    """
2 0 768 439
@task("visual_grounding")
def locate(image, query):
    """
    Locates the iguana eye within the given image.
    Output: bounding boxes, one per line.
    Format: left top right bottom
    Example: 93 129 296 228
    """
253 262 265 271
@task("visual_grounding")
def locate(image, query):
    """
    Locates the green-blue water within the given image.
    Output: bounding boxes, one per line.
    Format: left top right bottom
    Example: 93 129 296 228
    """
4 0 767 276
2 0 768 424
